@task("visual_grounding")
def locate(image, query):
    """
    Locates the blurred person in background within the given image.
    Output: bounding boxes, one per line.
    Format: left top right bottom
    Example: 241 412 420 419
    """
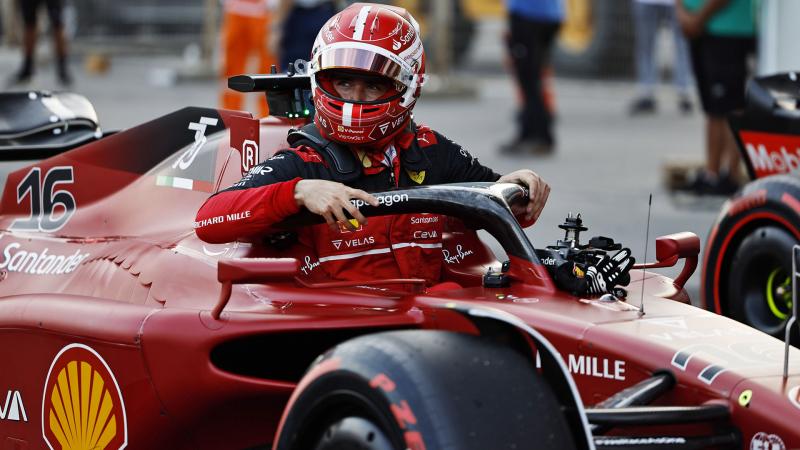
220 0 277 118
10 0 72 86
676 0 755 195
629 0 694 116
270 0 337 73
500 0 563 156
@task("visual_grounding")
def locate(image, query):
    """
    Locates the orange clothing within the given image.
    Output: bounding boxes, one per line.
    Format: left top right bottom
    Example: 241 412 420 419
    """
220 1 276 117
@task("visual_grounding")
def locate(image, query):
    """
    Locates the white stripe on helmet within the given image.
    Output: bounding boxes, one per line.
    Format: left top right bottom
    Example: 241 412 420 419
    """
342 102 354 126
352 5 372 41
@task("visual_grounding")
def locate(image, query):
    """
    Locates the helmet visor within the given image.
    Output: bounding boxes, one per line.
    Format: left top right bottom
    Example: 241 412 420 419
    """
312 44 413 88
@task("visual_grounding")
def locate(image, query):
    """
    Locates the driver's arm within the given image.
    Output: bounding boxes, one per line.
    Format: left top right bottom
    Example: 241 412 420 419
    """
195 148 378 243
195 150 305 243
497 170 550 227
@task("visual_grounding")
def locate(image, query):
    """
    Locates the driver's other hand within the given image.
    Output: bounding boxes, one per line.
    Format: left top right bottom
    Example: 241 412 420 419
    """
585 248 635 295
294 179 379 230
497 169 550 224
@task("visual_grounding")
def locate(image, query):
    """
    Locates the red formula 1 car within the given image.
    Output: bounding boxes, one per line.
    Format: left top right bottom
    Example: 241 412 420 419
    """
2 76 800 450
703 73 800 342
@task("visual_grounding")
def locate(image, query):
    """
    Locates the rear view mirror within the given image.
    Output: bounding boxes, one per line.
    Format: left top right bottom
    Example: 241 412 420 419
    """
218 258 299 284
213 258 300 319
656 232 700 263
633 232 700 289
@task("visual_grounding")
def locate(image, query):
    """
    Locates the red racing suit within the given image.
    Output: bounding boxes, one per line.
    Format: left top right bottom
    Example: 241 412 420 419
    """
194 123 501 283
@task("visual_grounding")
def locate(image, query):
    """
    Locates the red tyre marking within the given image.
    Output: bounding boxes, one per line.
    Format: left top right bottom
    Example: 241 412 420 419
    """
783 192 800 216
727 189 766 217
370 373 396 392
404 431 428 450
390 400 418 429
712 212 800 314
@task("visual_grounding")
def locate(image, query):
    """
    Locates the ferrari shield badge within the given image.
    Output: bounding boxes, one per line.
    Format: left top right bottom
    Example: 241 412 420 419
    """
42 344 127 450
406 169 425 184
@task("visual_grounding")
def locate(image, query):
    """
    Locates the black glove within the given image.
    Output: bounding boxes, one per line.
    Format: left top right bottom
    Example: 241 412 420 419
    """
553 248 635 296
584 248 634 295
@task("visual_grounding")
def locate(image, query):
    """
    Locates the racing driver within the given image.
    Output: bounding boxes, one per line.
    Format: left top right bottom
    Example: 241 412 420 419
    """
195 3 632 294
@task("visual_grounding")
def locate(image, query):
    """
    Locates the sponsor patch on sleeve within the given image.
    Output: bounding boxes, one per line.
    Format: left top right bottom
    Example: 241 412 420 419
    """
292 146 326 164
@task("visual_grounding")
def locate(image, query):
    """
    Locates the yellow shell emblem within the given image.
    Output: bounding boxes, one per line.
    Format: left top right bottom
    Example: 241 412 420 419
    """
43 344 127 450
407 170 425 184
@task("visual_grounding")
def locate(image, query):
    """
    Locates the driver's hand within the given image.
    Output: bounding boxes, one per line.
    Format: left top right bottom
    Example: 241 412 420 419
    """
585 248 635 295
294 179 379 230
497 169 550 225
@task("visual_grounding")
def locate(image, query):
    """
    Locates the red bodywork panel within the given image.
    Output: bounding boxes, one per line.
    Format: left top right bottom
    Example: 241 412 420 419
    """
2 108 800 449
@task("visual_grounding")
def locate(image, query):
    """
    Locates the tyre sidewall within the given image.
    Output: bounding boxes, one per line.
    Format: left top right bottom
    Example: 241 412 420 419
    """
727 225 796 336
274 330 575 450
703 176 800 320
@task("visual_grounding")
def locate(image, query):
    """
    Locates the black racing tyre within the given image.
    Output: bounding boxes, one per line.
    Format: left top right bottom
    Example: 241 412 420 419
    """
274 330 576 450
553 0 634 78
727 226 796 338
703 175 800 340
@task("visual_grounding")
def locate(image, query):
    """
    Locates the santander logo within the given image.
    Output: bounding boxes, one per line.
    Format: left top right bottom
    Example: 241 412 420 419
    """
740 131 800 178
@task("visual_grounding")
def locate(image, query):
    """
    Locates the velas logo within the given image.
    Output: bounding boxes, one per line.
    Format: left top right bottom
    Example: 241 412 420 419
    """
42 344 127 450
377 115 408 136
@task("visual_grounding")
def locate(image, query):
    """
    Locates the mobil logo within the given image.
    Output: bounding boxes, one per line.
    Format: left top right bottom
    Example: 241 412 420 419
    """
740 130 800 178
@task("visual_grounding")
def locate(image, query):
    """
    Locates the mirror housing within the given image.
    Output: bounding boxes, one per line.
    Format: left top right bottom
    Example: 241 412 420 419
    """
213 258 299 319
634 232 700 290
656 232 700 263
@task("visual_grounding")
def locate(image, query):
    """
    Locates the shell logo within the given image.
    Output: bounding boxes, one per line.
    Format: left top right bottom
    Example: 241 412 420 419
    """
41 344 127 450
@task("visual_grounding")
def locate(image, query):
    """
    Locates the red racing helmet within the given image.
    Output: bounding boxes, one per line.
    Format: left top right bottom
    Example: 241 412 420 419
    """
308 3 426 147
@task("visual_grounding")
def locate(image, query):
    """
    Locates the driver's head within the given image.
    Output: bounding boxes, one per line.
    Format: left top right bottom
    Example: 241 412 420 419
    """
309 3 426 147
324 69 395 102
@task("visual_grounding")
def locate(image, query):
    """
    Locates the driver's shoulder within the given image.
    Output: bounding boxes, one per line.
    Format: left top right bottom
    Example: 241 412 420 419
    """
413 124 467 161
413 123 440 149
275 145 328 166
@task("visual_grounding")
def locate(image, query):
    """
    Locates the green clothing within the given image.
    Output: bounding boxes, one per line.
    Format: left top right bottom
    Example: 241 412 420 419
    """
682 0 756 36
